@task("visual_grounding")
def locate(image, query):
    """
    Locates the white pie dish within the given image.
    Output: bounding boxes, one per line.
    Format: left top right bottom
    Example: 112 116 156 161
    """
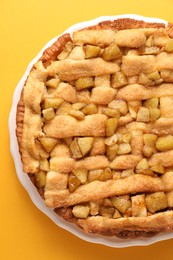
9 14 173 248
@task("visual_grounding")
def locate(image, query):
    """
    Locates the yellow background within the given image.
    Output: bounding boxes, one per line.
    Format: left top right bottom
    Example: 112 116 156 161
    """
2 0 173 259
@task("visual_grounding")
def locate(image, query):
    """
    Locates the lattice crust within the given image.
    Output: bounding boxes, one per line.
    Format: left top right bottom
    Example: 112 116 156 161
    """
16 18 173 238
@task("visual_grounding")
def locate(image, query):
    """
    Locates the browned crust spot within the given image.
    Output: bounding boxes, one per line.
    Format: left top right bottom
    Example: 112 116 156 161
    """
40 33 72 67
167 23 173 38
16 90 24 156
86 18 166 31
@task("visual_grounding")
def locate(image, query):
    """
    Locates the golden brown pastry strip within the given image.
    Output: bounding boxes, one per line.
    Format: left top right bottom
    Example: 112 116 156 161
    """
130 130 144 156
117 84 173 101
157 52 173 71
43 114 107 138
126 120 173 136
48 58 120 81
150 118 173 135
110 155 141 169
91 87 116 105
73 29 117 46
160 97 173 118
50 156 109 173
46 82 77 103
78 211 173 235
73 29 146 47
122 55 156 77
149 150 173 167
45 172 171 208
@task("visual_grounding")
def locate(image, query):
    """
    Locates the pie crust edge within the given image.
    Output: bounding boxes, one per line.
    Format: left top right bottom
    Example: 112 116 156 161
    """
15 18 173 239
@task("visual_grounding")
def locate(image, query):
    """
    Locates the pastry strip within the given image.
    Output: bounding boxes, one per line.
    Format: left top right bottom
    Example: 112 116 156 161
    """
50 155 109 173
44 114 107 138
117 83 173 101
78 211 173 235
45 172 173 208
48 58 120 81
73 29 146 47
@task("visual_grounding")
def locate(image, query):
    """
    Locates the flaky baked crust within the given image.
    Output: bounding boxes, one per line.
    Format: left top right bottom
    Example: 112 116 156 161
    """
16 17 173 239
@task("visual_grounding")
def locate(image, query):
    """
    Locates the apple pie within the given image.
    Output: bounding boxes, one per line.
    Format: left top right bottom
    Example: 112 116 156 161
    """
16 17 173 239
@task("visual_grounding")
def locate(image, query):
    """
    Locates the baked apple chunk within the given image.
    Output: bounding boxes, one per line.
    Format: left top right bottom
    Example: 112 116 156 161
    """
16 17 173 239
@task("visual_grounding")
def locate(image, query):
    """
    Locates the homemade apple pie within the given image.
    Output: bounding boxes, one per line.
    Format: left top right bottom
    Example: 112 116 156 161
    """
16 17 173 238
